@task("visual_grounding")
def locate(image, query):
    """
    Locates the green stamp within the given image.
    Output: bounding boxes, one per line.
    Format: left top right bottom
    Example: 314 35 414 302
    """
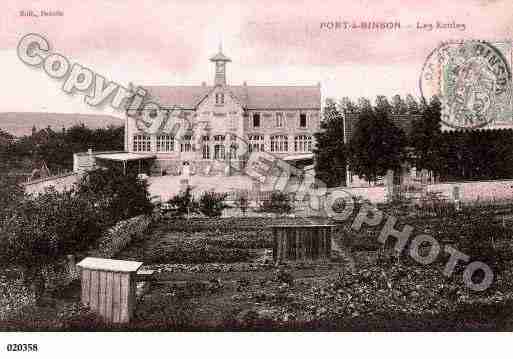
420 40 512 130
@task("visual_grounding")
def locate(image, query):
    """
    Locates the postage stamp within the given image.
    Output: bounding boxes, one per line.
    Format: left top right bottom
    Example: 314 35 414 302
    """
420 40 513 130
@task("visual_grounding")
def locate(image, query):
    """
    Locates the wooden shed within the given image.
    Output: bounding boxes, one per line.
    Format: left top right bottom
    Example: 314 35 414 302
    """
77 257 143 324
270 224 334 263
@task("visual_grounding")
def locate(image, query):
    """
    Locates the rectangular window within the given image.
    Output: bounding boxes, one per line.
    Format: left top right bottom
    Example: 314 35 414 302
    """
299 113 307 128
180 135 192 152
270 135 288 153
276 112 284 128
133 134 151 152
156 134 174 152
253 113 260 128
202 144 210 159
294 135 312 153
214 144 225 160
202 136 210 159
213 135 226 160
248 135 264 152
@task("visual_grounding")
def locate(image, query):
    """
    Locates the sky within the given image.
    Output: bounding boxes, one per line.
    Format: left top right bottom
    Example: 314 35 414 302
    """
1 0 512 119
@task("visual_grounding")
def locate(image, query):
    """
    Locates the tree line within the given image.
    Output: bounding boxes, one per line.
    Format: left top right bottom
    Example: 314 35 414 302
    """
314 95 513 186
1 124 124 172
0 123 124 210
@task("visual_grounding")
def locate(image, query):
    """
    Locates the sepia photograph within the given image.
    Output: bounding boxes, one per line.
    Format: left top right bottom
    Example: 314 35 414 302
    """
1 0 513 357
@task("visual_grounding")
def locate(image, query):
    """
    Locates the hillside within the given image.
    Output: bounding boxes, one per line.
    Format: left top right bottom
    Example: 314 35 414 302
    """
0 112 124 137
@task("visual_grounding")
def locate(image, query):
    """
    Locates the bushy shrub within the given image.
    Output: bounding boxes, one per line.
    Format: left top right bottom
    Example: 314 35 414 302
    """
198 191 228 217
76 167 154 223
167 186 198 217
0 167 154 302
0 189 105 302
259 190 292 214
237 194 249 215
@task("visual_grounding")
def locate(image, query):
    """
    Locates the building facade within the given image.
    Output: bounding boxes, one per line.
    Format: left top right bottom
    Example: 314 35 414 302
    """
125 48 321 176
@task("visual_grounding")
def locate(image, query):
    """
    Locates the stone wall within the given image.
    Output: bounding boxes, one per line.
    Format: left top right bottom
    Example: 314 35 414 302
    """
327 186 387 204
22 172 81 196
426 179 513 202
331 179 513 204
92 215 152 258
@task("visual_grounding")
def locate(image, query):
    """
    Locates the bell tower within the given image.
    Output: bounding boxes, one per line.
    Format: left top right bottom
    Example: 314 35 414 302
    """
210 44 231 86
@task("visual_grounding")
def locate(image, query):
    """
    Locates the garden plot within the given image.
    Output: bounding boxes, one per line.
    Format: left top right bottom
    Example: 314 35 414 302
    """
5 213 513 330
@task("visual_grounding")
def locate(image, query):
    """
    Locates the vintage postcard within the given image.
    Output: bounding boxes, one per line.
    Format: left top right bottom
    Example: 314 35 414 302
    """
1 0 513 357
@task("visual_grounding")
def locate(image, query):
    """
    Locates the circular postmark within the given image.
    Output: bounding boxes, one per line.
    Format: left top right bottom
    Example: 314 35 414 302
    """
420 40 511 130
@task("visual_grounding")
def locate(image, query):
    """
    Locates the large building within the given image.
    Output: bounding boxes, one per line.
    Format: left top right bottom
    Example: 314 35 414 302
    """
124 47 321 176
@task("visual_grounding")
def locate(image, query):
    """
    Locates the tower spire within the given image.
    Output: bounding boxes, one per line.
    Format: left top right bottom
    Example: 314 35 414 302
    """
210 45 231 86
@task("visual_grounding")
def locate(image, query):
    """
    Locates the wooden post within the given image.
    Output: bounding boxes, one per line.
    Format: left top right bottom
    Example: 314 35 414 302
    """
77 257 143 324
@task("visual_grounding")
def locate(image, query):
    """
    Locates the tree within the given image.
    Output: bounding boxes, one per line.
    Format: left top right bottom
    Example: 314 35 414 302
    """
313 98 347 187
0 189 105 303
347 104 406 183
339 97 358 114
375 95 392 114
0 170 22 212
259 191 292 215
167 185 198 217
7 124 124 173
76 167 154 224
357 97 372 112
391 95 408 115
405 94 419 114
410 96 442 174
198 191 228 217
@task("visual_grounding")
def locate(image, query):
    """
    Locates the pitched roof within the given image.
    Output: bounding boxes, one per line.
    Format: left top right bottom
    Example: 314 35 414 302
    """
144 85 321 110
231 86 321 110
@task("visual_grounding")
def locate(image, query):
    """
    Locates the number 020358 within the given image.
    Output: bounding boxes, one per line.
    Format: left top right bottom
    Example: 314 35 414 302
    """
6 344 38 352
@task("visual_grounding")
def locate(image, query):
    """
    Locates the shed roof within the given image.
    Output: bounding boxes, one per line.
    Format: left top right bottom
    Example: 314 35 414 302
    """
77 257 143 273
95 153 156 162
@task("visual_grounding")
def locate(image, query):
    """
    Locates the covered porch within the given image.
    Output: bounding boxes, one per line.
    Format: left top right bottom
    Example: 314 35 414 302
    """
94 153 156 175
